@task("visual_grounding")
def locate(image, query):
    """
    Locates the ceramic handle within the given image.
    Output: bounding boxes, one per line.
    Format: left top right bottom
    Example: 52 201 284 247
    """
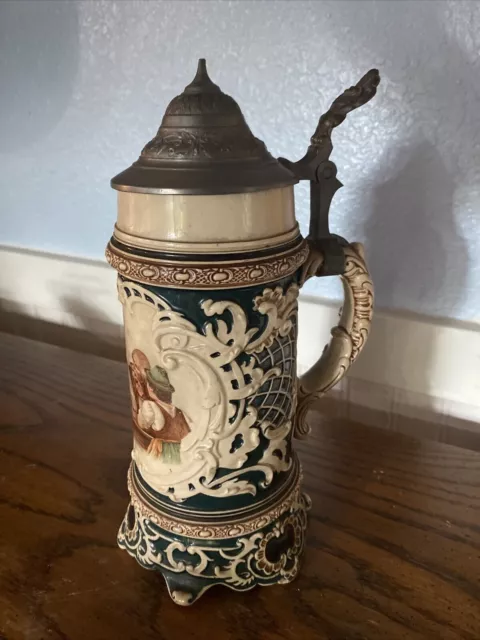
294 241 374 438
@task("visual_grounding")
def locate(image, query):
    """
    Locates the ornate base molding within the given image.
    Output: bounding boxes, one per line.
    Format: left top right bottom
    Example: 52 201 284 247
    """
117 471 311 606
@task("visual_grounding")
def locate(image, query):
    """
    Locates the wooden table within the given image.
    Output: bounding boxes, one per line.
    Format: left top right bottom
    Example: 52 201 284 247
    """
0 333 478 640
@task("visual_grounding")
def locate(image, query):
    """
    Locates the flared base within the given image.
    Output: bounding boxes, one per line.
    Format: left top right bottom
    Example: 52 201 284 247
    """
117 466 310 605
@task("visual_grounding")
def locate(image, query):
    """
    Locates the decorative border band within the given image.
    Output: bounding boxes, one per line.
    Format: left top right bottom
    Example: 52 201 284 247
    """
127 463 303 540
106 239 308 289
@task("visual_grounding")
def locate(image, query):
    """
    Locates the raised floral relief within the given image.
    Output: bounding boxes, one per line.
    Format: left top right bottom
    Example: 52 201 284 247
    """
129 349 191 464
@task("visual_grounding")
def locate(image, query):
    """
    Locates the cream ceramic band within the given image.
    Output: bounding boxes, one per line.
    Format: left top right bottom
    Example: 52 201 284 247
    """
116 187 297 253
106 239 308 289
127 463 302 540
113 224 301 255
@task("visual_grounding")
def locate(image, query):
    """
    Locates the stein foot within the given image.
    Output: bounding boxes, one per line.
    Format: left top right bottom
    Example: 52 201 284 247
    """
303 492 312 511
117 487 310 606
170 590 194 607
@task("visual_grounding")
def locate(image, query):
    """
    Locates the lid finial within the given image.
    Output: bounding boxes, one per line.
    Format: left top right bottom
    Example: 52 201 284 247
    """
184 58 220 94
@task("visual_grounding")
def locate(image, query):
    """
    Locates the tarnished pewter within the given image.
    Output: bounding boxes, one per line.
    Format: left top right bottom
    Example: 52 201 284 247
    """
280 68 380 276
112 59 297 195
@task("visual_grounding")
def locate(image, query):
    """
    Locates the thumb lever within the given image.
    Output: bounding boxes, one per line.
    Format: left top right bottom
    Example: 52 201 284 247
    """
279 69 380 276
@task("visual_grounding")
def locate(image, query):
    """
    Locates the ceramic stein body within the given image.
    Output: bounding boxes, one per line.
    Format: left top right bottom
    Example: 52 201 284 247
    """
106 60 379 605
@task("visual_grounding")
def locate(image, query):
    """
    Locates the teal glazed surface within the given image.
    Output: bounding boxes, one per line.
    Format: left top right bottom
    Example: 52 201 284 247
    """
119 272 300 514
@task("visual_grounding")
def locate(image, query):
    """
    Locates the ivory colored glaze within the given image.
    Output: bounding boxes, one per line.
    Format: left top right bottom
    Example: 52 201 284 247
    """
115 186 297 252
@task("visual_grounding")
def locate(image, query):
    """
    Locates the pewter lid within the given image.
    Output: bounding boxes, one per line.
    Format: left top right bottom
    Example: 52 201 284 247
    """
111 59 297 195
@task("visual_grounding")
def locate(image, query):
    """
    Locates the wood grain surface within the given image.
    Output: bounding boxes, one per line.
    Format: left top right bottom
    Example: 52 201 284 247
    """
0 333 478 640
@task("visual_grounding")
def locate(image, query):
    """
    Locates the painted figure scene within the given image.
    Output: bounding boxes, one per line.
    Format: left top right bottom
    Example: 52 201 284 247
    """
128 349 191 464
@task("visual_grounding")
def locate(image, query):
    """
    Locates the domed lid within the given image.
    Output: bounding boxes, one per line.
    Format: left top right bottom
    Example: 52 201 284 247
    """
111 59 297 195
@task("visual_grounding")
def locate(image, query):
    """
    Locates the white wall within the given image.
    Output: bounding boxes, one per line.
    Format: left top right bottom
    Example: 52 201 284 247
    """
2 245 480 434
1 0 479 323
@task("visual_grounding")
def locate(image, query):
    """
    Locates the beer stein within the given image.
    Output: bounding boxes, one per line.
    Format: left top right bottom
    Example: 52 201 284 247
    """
106 60 379 605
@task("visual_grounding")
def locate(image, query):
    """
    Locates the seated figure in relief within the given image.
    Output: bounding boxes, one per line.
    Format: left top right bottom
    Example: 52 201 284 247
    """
128 349 191 464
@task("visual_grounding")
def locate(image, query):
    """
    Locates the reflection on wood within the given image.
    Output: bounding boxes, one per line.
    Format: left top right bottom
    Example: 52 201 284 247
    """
0 333 479 639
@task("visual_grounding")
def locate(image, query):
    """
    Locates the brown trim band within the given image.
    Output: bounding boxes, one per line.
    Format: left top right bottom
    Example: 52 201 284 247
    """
127 463 303 540
106 239 308 289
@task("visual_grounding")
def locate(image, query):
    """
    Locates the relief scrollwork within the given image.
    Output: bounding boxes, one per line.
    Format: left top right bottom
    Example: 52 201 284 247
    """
141 129 265 161
117 487 310 599
119 280 299 502
248 284 299 353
